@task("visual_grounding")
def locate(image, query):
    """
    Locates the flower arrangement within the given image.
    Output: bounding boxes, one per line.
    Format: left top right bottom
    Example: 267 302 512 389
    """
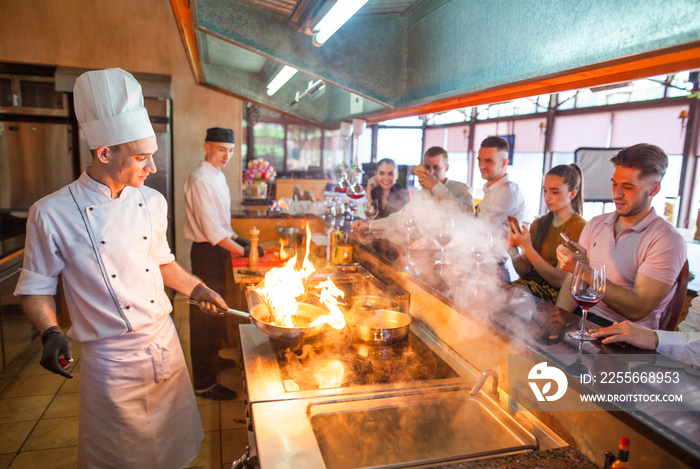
244 158 276 185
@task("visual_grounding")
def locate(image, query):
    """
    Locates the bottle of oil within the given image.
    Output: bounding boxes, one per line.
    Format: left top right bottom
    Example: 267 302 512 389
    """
611 437 630 469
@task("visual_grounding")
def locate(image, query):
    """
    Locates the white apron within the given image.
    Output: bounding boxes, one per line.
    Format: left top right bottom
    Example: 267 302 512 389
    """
79 316 203 468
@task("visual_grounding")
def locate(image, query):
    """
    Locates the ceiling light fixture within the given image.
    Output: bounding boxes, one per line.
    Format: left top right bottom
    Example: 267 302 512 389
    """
312 0 368 47
266 65 299 96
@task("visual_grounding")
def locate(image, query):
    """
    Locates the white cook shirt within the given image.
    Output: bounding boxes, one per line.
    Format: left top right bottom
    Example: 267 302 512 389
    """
476 174 529 226
14 170 175 342
656 296 700 367
184 160 235 245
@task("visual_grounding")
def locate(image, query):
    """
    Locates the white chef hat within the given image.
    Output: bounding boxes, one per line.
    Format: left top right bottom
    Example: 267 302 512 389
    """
73 68 155 149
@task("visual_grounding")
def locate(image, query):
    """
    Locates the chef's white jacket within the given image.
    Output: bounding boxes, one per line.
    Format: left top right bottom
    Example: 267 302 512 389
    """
15 170 175 342
184 159 236 245
14 170 203 468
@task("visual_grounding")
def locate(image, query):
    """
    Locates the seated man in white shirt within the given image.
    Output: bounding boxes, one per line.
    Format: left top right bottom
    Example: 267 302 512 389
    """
589 296 700 367
475 136 529 226
356 146 474 250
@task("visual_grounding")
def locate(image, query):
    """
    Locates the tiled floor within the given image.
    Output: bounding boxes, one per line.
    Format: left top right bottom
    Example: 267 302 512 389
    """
0 296 248 469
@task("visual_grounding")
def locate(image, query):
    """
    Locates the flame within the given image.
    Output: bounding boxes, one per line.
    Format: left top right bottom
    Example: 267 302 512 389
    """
254 222 346 330
309 279 345 329
279 238 290 260
316 360 345 389
283 379 300 392
276 198 290 210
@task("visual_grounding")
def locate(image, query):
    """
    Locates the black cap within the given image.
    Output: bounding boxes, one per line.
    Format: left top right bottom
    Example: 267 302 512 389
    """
205 127 235 143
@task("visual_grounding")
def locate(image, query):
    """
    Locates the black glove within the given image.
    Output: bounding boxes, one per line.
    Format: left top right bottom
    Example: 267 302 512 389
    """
235 237 251 247
244 245 264 258
40 326 73 379
190 283 228 316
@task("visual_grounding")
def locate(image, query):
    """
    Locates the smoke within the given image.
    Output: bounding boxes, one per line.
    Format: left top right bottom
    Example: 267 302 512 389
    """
365 191 546 348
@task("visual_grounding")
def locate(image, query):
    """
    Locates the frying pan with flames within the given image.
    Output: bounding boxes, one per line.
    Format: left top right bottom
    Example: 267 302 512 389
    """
188 300 328 341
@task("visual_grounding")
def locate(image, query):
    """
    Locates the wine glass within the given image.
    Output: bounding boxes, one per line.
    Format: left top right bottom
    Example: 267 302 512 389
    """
435 218 455 265
470 231 493 280
405 216 416 245
568 261 606 341
364 199 379 233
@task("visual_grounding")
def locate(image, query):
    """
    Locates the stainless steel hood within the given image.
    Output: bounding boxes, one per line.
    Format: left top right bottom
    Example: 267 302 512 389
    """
170 0 700 126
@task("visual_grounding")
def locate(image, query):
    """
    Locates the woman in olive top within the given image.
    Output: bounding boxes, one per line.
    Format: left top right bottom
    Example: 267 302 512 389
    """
368 158 410 219
508 164 586 303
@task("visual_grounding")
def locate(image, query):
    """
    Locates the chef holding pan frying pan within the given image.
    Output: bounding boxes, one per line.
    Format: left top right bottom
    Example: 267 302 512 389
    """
14 68 226 469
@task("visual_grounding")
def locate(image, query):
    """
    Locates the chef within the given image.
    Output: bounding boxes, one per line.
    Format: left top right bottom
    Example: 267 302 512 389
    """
184 127 263 400
14 68 226 468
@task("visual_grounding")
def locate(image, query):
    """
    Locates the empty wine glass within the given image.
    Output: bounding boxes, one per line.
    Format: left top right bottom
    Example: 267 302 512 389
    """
435 218 455 265
405 216 416 245
470 232 493 282
569 260 606 341
364 199 379 233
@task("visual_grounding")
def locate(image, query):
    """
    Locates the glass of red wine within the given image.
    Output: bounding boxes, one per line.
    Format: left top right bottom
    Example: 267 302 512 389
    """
568 260 606 341
435 218 455 265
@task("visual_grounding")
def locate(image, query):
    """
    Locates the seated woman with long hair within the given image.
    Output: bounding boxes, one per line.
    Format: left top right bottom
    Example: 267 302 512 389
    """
508 164 586 303
367 158 410 219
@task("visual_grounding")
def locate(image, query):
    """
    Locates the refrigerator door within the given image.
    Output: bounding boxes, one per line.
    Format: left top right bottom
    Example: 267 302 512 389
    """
0 121 74 210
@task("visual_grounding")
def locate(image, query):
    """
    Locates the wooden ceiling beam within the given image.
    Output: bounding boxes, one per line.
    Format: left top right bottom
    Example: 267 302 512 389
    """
169 0 205 84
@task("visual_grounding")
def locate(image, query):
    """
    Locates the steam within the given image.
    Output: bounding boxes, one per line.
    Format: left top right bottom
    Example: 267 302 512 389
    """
367 190 544 345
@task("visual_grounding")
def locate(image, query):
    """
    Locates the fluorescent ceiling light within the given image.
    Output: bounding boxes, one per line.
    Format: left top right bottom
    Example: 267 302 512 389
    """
266 65 299 96
313 0 368 46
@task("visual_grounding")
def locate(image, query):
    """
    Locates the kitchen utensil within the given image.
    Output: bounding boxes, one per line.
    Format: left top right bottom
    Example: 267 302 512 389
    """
351 309 411 344
238 269 263 276
276 226 305 247
347 295 393 311
188 300 327 341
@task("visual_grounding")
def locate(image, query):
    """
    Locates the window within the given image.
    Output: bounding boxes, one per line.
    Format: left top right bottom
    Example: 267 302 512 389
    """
323 129 343 173
551 152 574 166
668 71 693 98
446 152 469 188
381 116 423 126
252 123 285 171
286 125 322 171
426 108 471 125
376 128 423 166
650 154 683 222
509 153 544 220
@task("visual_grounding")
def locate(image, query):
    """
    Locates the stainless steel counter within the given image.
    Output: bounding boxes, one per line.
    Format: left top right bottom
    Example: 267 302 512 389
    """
240 321 566 468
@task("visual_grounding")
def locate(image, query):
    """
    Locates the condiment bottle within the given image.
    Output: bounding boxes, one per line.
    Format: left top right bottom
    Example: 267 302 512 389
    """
249 226 260 270
611 437 630 468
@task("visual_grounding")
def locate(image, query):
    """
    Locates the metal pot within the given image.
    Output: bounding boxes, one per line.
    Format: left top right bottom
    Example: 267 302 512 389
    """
348 295 394 311
352 309 411 344
190 300 327 341
276 226 305 248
